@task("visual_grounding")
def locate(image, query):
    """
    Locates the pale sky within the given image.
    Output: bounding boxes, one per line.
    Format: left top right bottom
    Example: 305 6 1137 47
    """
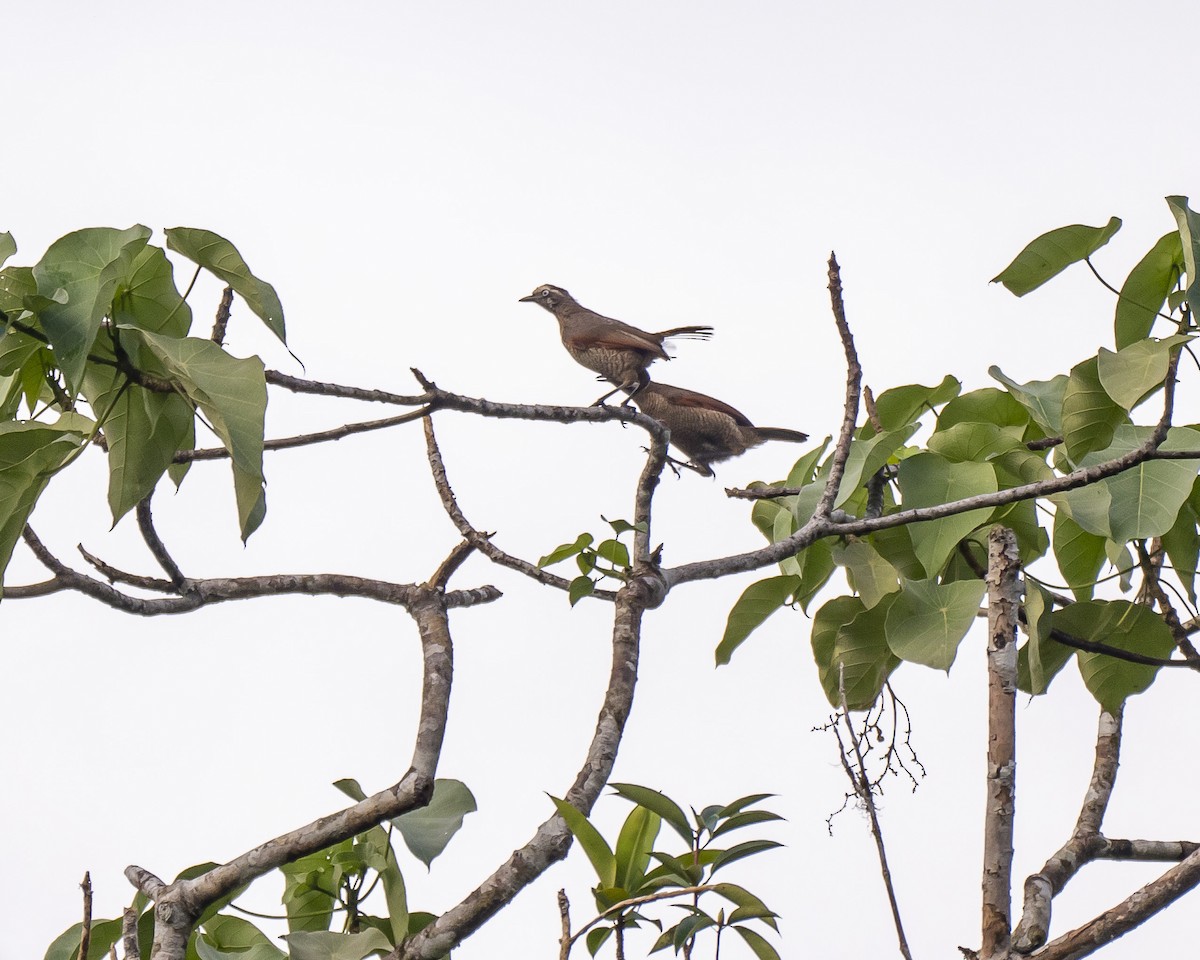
3 2 1199 958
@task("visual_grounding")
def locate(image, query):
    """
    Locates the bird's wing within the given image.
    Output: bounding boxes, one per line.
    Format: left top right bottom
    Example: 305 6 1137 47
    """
571 320 669 358
656 385 755 426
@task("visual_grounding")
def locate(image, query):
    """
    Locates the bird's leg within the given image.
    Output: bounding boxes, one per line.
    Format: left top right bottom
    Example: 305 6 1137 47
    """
591 378 636 407
641 447 689 478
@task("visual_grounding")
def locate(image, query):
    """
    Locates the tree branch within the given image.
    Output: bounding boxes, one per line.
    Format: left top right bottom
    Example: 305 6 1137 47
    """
981 527 1020 960
393 577 652 959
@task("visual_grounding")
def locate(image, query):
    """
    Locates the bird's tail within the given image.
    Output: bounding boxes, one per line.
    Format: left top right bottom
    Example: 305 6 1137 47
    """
757 428 808 444
657 325 714 340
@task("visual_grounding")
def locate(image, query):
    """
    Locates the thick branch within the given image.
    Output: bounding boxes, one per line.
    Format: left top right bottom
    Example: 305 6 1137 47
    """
133 583 458 958
1029 845 1200 960
981 527 1020 959
393 577 651 960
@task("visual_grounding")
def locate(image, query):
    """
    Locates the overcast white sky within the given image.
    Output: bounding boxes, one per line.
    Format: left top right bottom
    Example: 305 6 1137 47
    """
3 2 1199 958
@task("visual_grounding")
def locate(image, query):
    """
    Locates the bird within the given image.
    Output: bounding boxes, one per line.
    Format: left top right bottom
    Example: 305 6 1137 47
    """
626 373 808 477
519 284 713 405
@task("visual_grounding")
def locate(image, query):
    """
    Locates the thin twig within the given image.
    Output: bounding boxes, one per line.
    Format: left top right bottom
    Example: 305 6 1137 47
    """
77 872 93 960
136 495 186 587
211 286 233 345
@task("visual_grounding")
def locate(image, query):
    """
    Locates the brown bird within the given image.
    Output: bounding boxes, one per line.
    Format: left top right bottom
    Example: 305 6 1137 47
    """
519 284 713 405
627 374 808 477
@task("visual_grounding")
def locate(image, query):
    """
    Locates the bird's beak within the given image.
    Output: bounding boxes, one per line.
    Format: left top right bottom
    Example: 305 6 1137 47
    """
518 294 536 303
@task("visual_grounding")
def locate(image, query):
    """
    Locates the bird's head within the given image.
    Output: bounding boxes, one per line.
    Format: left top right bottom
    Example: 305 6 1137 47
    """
519 284 572 312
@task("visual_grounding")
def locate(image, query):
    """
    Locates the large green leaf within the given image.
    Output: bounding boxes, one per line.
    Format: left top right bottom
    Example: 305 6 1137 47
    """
811 595 900 709
294 929 393 960
938 388 1029 431
1096 335 1192 411
42 918 124 960
196 915 286 960
870 375 960 433
113 243 193 337
1056 425 1200 542
1055 601 1175 712
165 227 286 343
1016 583 1073 695
1162 482 1200 604
832 539 899 609
988 367 1069 436
883 578 986 670
282 930 392 960
392 778 477 868
734 924 783 960
1051 512 1106 600
0 231 14 268
896 453 997 577
1115 231 1184 347
716 575 799 665
1166 197 1200 321
992 217 1121 296
0 422 85 592
927 421 1025 463
281 841 348 934
31 225 152 390
1061 356 1127 461
132 330 267 540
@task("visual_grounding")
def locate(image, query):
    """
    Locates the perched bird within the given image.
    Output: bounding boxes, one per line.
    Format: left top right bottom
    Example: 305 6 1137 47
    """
627 373 808 477
519 284 713 405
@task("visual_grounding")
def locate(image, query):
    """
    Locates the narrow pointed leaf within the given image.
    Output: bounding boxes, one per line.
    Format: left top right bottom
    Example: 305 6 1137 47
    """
1115 230 1184 347
551 796 616 886
610 783 693 846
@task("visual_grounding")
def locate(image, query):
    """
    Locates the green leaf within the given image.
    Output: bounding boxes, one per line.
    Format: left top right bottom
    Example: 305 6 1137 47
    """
43 918 124 960
281 843 346 934
811 595 900 709
114 244 193 337
992 217 1121 296
833 424 919 509
31 225 152 390
1097 335 1192 410
1061 356 1127 461
1115 230 1184 347
0 231 15 268
1052 513 1106 600
716 793 776 817
871 375 961 432
604 516 647 535
716 575 799 665
166 227 286 343
938 387 1030 431
551 796 616 887
1166 197 1200 322
392 778 477 868
832 539 899 609
1017 582 1072 695
713 883 779 931
1055 600 1175 712
332 777 368 802
132 330 267 541
596 537 630 569
988 367 1069 436
0 423 85 593
610 783 693 846
927 421 1025 463
196 915 286 960
896 453 996 577
1162 486 1200 604
733 924 783 960
884 578 986 671
615 805 661 892
569 575 595 606
708 839 783 874
586 926 613 957
539 532 593 567
281 929 392 960
709 810 785 839
1058 425 1200 542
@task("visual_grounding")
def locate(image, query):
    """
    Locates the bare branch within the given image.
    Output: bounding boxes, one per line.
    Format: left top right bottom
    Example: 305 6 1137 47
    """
393 580 651 960
835 667 912 960
813 252 863 519
429 540 477 590
210 286 234 346
77 872 92 960
78 545 176 593
1014 710 1122 952
982 527 1020 960
421 416 618 601
122 907 140 960
265 369 429 405
558 890 572 960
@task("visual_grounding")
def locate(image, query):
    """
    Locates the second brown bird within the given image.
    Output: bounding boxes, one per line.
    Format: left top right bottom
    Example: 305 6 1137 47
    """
520 284 713 405
627 373 808 477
